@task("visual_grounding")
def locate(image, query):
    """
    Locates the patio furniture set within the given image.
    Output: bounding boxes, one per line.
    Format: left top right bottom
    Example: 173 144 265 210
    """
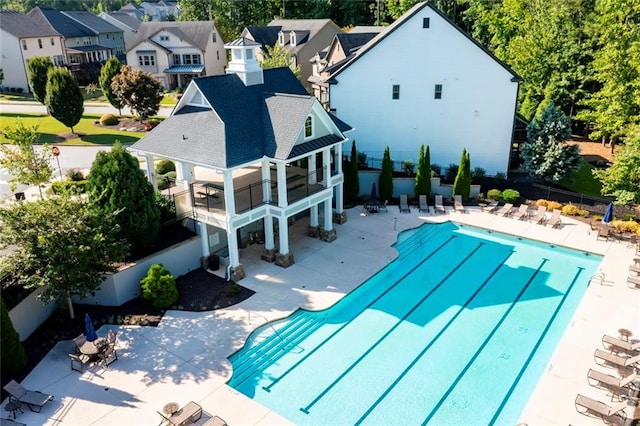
480 201 561 227
575 328 640 424
68 330 118 372
158 400 227 426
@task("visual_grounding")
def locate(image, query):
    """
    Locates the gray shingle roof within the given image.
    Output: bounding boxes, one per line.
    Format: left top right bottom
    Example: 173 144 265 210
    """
242 26 280 49
102 12 141 30
28 6 96 38
62 11 122 34
0 10 60 38
129 21 217 52
263 93 315 160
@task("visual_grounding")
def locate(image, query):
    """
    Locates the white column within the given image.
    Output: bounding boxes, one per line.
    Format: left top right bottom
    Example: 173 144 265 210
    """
310 204 319 227
228 227 240 267
143 154 154 187
276 163 287 207
322 149 331 188
222 169 235 216
335 143 343 174
261 160 271 204
278 216 289 254
308 154 317 184
264 215 275 250
199 222 210 256
335 184 344 213
323 199 333 232
175 161 193 190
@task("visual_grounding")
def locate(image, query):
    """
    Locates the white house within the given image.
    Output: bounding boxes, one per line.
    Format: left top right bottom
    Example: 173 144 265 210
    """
126 21 227 89
0 10 65 93
129 38 352 281
328 2 521 176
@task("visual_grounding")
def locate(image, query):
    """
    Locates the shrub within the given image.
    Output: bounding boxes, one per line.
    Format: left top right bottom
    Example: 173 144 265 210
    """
99 113 119 125
51 180 87 194
501 189 520 203
140 263 178 309
546 201 562 211
562 203 581 216
401 159 415 176
155 159 176 175
1 297 27 375
611 220 640 235
224 282 242 296
487 189 502 200
66 168 84 181
536 199 548 207
154 192 176 223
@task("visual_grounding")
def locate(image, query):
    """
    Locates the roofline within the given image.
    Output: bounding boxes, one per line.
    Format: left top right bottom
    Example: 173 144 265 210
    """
329 2 522 83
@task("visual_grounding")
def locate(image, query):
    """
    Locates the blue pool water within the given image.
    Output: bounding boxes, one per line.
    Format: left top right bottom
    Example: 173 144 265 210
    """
228 222 602 425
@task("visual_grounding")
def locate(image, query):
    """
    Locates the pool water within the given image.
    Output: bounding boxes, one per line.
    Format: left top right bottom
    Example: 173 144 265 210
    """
228 222 602 425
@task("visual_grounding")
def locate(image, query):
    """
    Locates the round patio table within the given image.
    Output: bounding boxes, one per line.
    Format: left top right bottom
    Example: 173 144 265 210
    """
618 328 633 341
163 402 179 416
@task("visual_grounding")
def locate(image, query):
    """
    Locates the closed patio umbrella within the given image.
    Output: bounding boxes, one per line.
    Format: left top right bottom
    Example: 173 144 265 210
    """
371 182 378 206
84 313 98 342
603 203 613 225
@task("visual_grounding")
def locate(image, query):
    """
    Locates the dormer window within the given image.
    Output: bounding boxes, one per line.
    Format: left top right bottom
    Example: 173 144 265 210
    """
304 116 313 138
160 35 169 41
246 48 253 60
278 32 285 46
290 32 296 46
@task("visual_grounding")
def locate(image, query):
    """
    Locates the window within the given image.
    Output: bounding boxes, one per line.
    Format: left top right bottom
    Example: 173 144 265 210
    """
216 51 219 60
304 116 313 138
182 54 201 65
278 32 285 46
392 84 400 100
173 54 181 65
138 55 156 66
21 40 27 50
212 32 216 43
246 49 253 60
50 38 54 46
38 39 42 48
290 33 296 46
434 84 443 99
160 35 169 41
423 17 430 28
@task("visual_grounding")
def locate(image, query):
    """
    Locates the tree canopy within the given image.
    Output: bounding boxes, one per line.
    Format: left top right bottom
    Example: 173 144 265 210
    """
45 67 84 133
26 56 53 104
99 57 124 115
593 126 640 205
111 65 163 121
260 43 300 78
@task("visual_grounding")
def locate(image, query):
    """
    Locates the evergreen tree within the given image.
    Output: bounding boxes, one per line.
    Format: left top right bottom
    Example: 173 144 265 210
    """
26 56 53 104
453 148 471 200
0 297 27 375
414 144 431 197
345 140 360 204
378 146 393 202
99 57 124 115
111 65 163 121
527 102 572 144
87 142 160 255
45 67 84 134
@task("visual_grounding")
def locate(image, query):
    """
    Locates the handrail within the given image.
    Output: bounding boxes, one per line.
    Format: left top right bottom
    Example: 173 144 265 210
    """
589 272 605 286
247 310 284 343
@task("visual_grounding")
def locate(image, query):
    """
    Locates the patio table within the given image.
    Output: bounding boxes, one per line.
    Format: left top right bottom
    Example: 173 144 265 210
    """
78 338 107 355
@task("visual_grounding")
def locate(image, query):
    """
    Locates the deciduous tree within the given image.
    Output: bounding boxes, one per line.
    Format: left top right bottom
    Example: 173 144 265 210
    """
99 57 124 115
593 126 640 205
45 67 84 133
260 43 300 78
111 66 163 121
26 56 53 104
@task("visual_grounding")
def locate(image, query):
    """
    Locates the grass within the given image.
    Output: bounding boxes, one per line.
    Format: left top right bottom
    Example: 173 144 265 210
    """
0 113 143 145
558 159 604 198
0 89 178 105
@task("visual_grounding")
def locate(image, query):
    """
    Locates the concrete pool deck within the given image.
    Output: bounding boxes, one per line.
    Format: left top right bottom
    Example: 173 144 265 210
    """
4 205 638 425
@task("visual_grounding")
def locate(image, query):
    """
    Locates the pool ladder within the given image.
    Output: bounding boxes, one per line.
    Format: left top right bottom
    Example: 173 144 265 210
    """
589 272 605 286
247 310 284 343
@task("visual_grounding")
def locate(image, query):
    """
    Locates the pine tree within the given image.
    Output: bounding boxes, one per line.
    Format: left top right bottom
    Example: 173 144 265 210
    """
0 297 27 375
414 144 431 197
26 56 53 104
453 148 471 200
99 57 124 115
45 67 84 133
378 146 393 202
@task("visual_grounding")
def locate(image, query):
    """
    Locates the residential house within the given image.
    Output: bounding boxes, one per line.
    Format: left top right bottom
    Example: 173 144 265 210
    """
118 1 179 22
328 2 521 176
63 11 126 63
242 19 341 90
98 11 141 51
0 10 65 93
309 26 383 109
129 38 352 281
126 21 227 89
117 2 145 21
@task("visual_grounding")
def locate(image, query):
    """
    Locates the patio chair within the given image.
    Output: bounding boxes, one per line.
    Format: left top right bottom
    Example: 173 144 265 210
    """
597 226 610 241
628 275 640 289
575 394 627 423
434 195 445 214
202 415 228 426
512 204 530 220
496 203 513 217
587 368 637 399
108 329 119 347
594 348 640 369
454 195 465 213
3 380 54 413
97 344 118 368
378 200 388 212
603 334 640 354
399 194 410 213
529 205 546 224
73 333 87 353
69 353 92 372
418 195 429 213
546 209 562 228
482 200 499 213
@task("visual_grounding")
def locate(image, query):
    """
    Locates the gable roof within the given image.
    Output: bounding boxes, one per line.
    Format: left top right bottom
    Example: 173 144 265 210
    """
100 12 141 31
245 19 339 53
243 26 281 49
62 11 122 34
329 2 521 82
335 31 380 56
28 6 95 38
129 21 216 52
0 10 60 38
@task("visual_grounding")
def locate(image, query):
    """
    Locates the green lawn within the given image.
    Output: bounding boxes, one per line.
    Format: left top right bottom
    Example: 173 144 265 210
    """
558 159 604 198
0 89 178 106
0 113 143 145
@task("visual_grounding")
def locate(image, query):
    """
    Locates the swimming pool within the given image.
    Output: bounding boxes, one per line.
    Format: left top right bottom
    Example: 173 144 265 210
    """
228 222 602 425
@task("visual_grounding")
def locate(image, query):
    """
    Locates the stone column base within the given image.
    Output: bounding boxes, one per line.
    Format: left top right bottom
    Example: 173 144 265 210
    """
333 211 348 224
261 248 278 262
307 225 320 238
230 264 246 282
275 252 295 268
320 228 337 242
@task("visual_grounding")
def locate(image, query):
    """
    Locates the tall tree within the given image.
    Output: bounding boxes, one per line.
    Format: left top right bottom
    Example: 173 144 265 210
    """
111 65 163 121
0 194 129 319
0 297 27 375
45 67 84 134
453 148 471 200
527 101 572 143
345 140 360 204
99 57 124 115
414 144 431 197
593 125 640 205
0 120 53 199
87 142 160 255
378 146 393 202
26 56 53 104
260 43 300 78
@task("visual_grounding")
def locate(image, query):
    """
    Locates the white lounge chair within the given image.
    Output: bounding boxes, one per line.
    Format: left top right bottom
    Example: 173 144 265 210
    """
496 203 513 217
529 205 546 224
587 368 637 398
575 393 627 423
454 195 465 213
512 204 529 220
628 275 640 289
399 194 410 213
482 200 499 213
603 334 640 354
418 195 429 213
546 209 562 228
434 195 445 214
594 348 640 368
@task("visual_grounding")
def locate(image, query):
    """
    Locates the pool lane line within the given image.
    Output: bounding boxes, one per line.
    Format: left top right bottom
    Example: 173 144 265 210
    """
299 242 485 414
488 266 585 426
421 258 549 426
353 248 515 425
261 235 458 393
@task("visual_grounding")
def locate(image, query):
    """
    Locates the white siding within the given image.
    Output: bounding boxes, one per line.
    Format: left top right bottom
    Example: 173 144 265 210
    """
330 7 518 175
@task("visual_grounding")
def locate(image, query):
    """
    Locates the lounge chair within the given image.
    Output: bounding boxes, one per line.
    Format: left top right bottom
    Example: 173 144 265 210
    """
496 203 513 217
603 334 640 354
512 204 529 220
628 275 640 289
546 209 562 228
575 394 627 423
482 200 499 213
597 227 610 241
158 401 202 426
0 419 27 426
587 369 637 399
434 195 445 214
202 415 228 426
378 200 388 212
3 380 54 413
629 264 640 275
418 195 429 213
454 195 465 213
399 194 410 213
529 205 546 224
594 348 640 369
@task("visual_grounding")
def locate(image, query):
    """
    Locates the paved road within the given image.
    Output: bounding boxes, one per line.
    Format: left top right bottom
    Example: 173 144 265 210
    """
0 101 174 117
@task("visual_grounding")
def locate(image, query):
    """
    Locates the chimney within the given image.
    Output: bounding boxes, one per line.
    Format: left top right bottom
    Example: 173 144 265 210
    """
224 37 263 86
